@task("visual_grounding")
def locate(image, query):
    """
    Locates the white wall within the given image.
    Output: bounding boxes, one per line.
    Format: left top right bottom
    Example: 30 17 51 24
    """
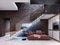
48 15 60 41
48 15 59 29
53 31 60 40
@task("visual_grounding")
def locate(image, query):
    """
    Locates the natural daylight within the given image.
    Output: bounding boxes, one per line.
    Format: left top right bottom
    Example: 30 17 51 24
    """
0 0 60 45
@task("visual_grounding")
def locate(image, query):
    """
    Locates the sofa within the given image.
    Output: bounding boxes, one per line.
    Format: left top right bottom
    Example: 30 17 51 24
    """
24 30 50 40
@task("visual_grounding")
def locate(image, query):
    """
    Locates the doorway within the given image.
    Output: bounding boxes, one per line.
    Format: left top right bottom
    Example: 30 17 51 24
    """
4 18 10 34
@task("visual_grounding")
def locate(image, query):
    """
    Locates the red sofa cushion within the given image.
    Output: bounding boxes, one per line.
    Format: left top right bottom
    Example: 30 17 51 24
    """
28 34 50 40
40 35 50 40
28 34 41 40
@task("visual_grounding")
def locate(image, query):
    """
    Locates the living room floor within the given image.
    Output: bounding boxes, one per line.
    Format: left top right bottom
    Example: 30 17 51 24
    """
0 33 60 45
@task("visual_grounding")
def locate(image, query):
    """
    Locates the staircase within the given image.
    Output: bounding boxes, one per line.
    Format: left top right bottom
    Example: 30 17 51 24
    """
30 6 44 21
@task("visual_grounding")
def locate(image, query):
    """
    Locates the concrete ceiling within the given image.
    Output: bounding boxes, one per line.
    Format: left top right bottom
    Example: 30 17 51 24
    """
0 0 30 10
31 0 60 4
